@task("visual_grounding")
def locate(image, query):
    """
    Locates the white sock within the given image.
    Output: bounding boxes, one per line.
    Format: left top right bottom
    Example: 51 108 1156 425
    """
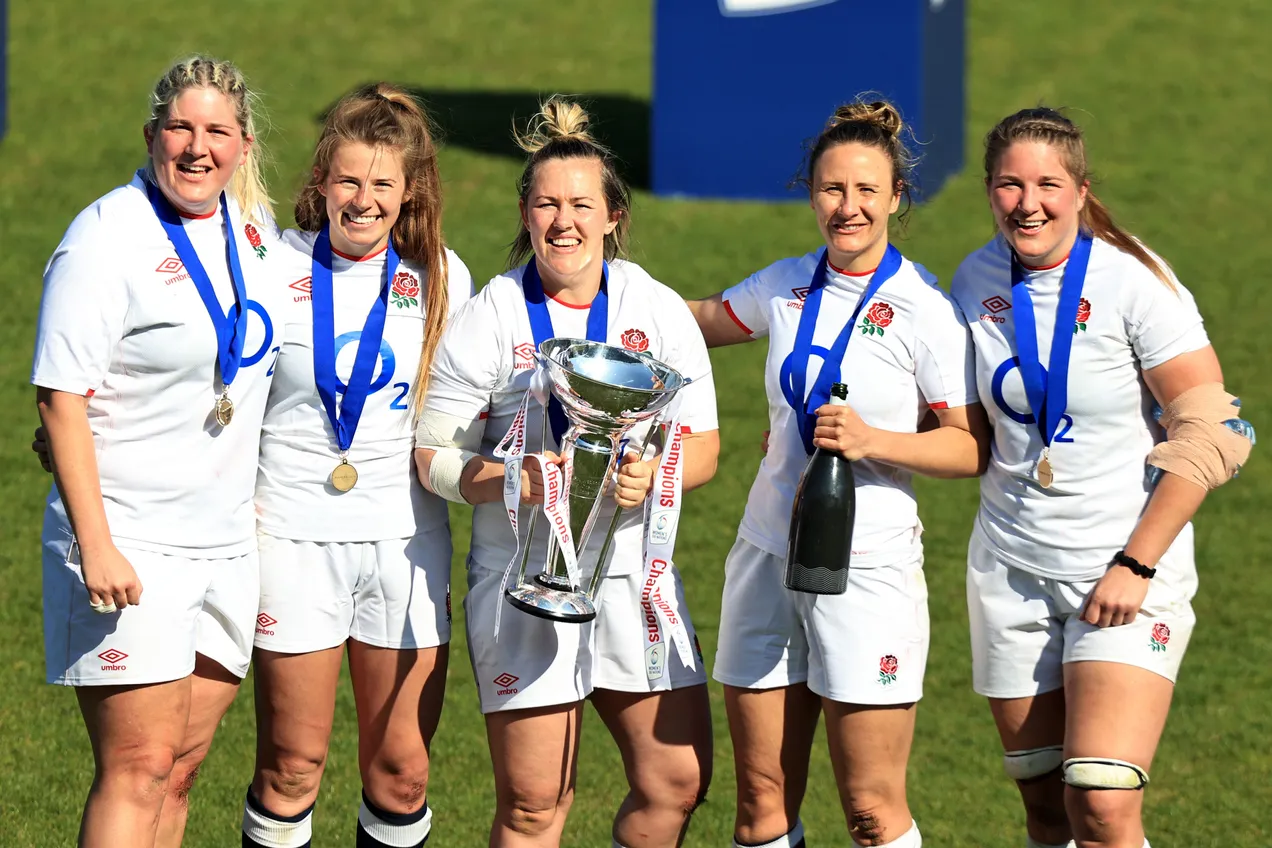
357 791 432 847
734 819 806 847
870 820 921 847
242 788 313 848
1025 838 1074 848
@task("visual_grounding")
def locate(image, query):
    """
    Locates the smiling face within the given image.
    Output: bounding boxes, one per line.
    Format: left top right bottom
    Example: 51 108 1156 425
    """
144 87 251 216
317 141 408 257
988 140 1089 267
520 156 619 295
809 142 900 273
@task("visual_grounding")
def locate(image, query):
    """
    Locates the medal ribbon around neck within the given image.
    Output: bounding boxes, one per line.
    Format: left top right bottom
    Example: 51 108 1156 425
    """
1009 229 1094 464
311 225 398 463
523 257 609 445
144 176 249 398
779 244 902 455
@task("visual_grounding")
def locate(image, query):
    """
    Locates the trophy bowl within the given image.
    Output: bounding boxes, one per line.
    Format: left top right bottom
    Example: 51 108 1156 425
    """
504 338 686 623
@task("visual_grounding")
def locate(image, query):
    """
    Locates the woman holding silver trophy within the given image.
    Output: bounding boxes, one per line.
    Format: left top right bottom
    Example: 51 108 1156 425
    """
414 97 719 848
690 99 990 848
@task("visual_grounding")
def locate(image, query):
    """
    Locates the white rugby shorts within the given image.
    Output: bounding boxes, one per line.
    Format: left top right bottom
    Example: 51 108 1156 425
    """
713 538 929 705
967 532 1198 699
43 526 258 686
592 564 708 694
255 527 453 653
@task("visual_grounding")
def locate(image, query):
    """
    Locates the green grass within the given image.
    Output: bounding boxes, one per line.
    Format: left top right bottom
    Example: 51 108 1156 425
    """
2 1 1269 845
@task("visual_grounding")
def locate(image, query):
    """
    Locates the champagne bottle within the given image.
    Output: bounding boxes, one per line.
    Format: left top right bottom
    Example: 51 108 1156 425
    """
784 382 855 594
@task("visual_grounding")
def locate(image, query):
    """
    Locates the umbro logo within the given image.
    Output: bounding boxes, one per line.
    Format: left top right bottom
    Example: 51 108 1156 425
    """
493 672 520 695
982 295 1010 313
256 613 277 635
791 287 810 302
513 342 535 370
157 257 189 286
290 276 312 303
98 648 128 671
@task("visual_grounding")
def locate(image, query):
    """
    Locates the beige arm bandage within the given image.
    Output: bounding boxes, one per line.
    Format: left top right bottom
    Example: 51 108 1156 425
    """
414 408 487 504
1147 382 1254 490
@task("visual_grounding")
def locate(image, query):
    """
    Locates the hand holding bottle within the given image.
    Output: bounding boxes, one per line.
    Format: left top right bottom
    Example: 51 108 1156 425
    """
812 401 876 460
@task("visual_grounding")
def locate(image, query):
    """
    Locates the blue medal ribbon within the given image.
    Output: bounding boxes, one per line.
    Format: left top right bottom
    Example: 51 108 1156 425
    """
311 226 398 455
1009 230 1094 453
144 177 248 393
523 258 609 445
779 244 903 455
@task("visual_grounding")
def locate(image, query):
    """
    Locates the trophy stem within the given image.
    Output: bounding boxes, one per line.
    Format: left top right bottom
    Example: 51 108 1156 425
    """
586 506 626 599
513 507 539 589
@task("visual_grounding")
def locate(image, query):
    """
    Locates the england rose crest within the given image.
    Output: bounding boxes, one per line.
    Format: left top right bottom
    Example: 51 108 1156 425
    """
244 223 267 259
1149 622 1170 652
879 654 898 685
860 302 894 337
391 271 420 309
1074 297 1091 333
621 328 650 353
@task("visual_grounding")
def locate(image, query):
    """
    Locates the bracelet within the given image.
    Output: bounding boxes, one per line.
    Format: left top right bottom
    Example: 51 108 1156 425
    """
1113 550 1157 579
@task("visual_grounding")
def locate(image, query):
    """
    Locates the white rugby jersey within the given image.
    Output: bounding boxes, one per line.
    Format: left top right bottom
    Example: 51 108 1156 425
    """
31 173 288 557
254 229 474 542
951 234 1210 581
722 249 976 565
425 259 719 577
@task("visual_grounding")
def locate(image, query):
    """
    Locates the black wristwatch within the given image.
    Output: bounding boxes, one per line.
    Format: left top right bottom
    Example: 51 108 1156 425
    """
1113 550 1156 579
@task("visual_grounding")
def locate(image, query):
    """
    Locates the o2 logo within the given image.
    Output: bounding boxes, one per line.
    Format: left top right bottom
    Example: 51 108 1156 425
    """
990 357 1075 443
333 331 410 411
240 300 279 373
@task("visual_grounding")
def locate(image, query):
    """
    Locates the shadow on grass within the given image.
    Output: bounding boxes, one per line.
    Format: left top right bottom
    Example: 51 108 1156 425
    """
318 89 651 190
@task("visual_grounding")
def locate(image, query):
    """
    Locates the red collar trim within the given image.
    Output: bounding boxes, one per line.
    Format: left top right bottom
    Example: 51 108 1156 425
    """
1020 253 1069 272
828 260 876 277
332 243 389 262
177 207 218 220
547 292 595 310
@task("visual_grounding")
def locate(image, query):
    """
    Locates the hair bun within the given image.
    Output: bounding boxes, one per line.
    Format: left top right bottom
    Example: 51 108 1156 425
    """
515 96 594 154
828 99 903 140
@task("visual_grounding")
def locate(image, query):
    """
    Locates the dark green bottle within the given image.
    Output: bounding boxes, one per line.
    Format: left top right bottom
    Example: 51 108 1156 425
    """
784 382 855 594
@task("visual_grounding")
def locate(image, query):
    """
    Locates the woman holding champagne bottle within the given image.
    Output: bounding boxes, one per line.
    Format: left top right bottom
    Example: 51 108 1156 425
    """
688 98 989 848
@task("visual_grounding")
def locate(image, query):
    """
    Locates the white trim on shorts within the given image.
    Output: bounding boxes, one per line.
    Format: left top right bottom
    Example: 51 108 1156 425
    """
966 531 1198 699
713 537 929 705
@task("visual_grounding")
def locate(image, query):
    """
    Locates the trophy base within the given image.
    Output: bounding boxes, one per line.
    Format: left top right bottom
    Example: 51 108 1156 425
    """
505 583 597 623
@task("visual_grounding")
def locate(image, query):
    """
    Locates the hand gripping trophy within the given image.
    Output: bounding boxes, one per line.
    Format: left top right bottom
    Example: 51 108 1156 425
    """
495 337 686 623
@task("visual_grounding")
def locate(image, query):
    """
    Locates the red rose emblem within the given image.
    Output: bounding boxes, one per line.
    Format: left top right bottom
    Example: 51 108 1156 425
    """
392 271 420 300
1076 297 1092 324
1151 622 1170 645
866 302 894 328
243 223 262 248
880 655 899 675
621 328 649 353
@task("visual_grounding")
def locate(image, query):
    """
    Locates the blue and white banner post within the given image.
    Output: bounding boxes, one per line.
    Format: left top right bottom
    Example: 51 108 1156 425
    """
652 0 965 201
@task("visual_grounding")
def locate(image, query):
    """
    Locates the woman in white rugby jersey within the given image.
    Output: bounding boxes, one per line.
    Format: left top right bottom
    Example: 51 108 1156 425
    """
689 100 989 848
242 84 472 848
32 56 285 848
415 98 719 848
950 108 1254 848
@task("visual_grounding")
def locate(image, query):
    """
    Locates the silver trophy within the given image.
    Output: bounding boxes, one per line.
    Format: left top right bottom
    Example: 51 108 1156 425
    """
505 338 686 623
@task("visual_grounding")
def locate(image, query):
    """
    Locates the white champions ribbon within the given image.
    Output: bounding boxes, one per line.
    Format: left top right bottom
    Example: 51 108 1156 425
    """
639 400 695 679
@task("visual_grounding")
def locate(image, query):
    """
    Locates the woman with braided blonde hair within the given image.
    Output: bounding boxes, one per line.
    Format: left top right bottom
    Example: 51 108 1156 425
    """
951 107 1254 848
690 97 989 848
415 96 719 847
32 55 286 847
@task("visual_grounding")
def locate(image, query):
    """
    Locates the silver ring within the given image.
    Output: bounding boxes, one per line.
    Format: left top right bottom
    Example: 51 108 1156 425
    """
89 600 117 615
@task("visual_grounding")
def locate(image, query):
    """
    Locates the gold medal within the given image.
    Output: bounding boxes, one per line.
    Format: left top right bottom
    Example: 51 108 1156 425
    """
214 393 235 427
331 458 359 492
1037 451 1054 489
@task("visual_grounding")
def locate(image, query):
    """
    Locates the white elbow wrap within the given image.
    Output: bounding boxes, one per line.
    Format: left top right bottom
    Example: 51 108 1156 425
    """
1146 382 1255 490
428 447 478 504
415 408 486 504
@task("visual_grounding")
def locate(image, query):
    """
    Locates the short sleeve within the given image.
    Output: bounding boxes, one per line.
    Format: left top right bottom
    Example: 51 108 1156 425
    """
913 287 978 410
666 304 719 434
1123 270 1209 370
425 293 503 422
31 228 131 395
720 269 774 339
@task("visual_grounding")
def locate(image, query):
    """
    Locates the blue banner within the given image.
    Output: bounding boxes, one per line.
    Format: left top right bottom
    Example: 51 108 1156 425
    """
652 0 965 201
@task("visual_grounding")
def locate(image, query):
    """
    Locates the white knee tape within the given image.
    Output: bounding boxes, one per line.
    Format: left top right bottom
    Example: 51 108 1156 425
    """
1062 757 1149 790
1003 745 1064 781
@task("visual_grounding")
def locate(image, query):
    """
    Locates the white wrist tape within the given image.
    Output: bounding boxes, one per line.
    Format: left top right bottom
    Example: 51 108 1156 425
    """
427 448 478 504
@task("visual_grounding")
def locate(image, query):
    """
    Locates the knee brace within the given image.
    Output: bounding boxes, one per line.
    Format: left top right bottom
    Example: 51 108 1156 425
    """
1003 745 1064 782
1061 757 1149 790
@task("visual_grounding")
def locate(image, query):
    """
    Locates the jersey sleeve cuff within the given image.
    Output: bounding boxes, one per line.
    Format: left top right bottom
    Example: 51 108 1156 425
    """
722 299 754 336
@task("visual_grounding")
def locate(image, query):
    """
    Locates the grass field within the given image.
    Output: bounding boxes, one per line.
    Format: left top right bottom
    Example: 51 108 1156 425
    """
2 1 1270 845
